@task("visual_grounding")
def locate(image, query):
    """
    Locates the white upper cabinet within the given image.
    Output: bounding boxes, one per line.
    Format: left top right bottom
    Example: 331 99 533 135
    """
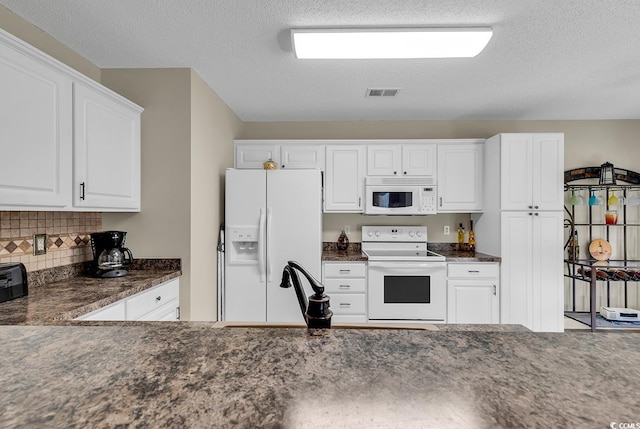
0 28 142 212
437 142 483 212
235 141 324 170
367 143 435 177
325 145 366 212
73 82 141 211
235 143 281 169
500 133 564 211
280 144 324 169
0 34 73 210
367 145 401 176
402 144 436 176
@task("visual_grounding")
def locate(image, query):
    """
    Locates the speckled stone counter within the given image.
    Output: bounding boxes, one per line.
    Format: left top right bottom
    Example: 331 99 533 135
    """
430 243 502 262
322 242 500 262
0 259 181 325
322 242 367 261
1 323 638 428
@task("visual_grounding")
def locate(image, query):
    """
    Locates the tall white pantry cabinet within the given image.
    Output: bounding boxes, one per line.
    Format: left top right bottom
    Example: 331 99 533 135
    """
473 133 565 332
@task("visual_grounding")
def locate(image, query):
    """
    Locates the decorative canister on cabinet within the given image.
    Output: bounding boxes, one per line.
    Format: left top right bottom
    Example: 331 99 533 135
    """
337 230 349 251
263 159 277 170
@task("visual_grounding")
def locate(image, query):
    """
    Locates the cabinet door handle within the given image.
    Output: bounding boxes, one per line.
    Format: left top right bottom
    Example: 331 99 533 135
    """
80 182 85 200
534 205 539 209
358 197 361 207
493 285 497 295
339 284 351 289
439 197 442 207
529 212 533 216
339 269 351 274
528 205 533 209
403 171 407 175
156 296 162 302
393 171 397 175
534 213 539 216
339 303 351 307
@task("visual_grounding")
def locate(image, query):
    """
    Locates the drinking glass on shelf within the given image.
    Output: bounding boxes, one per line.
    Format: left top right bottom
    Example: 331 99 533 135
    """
628 190 640 206
605 210 618 225
608 190 619 206
568 190 584 205
588 189 600 206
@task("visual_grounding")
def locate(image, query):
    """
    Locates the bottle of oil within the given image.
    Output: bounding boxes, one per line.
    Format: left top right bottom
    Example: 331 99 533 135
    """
457 223 465 250
468 220 476 252
573 230 580 260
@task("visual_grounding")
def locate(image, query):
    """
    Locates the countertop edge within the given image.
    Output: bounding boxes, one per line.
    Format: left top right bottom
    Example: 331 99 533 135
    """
54 270 182 321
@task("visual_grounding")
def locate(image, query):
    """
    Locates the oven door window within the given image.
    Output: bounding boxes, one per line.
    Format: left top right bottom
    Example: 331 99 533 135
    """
383 275 430 304
372 191 413 209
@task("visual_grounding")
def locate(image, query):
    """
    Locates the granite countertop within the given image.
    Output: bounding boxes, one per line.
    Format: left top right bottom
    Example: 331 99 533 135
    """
1 323 638 428
322 242 500 262
0 259 181 325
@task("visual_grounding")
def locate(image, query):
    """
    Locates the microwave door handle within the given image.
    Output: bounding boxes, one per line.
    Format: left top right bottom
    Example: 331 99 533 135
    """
258 208 266 282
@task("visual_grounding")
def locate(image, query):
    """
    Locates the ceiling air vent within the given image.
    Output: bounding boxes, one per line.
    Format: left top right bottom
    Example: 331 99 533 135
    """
366 88 400 97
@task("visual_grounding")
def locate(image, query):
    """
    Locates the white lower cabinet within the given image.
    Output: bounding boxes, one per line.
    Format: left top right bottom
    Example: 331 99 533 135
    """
447 263 499 324
322 261 367 323
76 278 180 321
77 300 126 321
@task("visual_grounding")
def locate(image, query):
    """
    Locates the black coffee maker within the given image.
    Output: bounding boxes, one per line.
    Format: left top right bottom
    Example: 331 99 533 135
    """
90 231 133 278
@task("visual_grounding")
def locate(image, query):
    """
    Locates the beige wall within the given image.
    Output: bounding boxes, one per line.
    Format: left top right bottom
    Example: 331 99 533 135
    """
100 69 193 318
189 70 241 320
0 4 100 82
240 119 640 242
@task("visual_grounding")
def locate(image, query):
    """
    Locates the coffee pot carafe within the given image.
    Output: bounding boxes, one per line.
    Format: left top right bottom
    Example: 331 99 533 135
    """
90 231 133 278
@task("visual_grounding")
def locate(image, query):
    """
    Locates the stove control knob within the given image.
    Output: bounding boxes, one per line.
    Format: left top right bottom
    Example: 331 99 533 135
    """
409 231 415 237
416 231 423 237
367 231 373 237
375 231 381 237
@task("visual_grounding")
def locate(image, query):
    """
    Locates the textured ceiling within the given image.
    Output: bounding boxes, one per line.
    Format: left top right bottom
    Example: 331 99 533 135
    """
1 0 640 121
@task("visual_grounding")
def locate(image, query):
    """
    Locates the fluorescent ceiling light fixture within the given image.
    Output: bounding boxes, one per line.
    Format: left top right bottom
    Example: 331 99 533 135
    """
291 27 493 59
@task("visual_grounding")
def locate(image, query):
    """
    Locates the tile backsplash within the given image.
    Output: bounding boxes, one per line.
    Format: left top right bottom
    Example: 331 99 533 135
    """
0 211 101 272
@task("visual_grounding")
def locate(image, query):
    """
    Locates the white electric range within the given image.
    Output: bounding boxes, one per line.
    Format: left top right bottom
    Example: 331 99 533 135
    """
362 226 447 322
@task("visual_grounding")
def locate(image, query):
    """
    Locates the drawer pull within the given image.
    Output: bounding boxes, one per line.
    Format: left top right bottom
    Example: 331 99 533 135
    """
339 269 351 274
493 285 497 295
468 270 480 273
338 284 351 289
156 296 162 302
339 303 351 307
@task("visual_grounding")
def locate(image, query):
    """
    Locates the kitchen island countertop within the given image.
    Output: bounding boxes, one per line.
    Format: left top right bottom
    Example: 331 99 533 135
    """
1 323 638 428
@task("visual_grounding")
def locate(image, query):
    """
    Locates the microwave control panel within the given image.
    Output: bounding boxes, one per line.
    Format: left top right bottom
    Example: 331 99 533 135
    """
420 187 437 214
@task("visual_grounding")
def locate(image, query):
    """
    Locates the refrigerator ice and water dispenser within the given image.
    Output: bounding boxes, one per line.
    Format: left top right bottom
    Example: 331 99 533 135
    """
227 226 259 264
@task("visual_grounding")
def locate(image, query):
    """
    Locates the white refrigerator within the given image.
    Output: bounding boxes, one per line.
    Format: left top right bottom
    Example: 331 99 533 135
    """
223 168 322 322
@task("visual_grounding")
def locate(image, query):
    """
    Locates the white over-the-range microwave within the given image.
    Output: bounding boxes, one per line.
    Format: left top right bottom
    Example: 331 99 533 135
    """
364 177 437 215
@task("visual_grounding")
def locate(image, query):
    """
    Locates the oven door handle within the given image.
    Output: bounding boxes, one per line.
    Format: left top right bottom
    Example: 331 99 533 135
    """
367 261 446 271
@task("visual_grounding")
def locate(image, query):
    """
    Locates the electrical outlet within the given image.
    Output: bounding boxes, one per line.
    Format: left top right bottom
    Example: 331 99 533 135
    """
344 225 351 235
34 233 46 255
444 226 450 235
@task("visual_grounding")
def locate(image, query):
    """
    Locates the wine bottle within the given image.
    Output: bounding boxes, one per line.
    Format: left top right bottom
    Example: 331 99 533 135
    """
468 220 475 251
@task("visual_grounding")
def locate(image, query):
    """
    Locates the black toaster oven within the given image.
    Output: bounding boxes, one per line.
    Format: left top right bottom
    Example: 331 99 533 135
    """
0 262 28 303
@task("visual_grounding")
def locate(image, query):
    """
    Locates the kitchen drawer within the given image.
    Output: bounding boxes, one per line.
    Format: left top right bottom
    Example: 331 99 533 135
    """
447 263 499 279
136 298 179 321
125 279 179 321
323 262 366 278
323 278 366 294
76 300 125 321
330 293 366 315
332 314 367 324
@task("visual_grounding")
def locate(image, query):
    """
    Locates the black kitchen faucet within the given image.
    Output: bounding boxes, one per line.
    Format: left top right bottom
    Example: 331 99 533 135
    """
280 261 332 329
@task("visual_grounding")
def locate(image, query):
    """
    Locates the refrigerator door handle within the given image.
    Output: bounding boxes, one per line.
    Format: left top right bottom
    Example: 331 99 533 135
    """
258 208 266 282
266 207 273 282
